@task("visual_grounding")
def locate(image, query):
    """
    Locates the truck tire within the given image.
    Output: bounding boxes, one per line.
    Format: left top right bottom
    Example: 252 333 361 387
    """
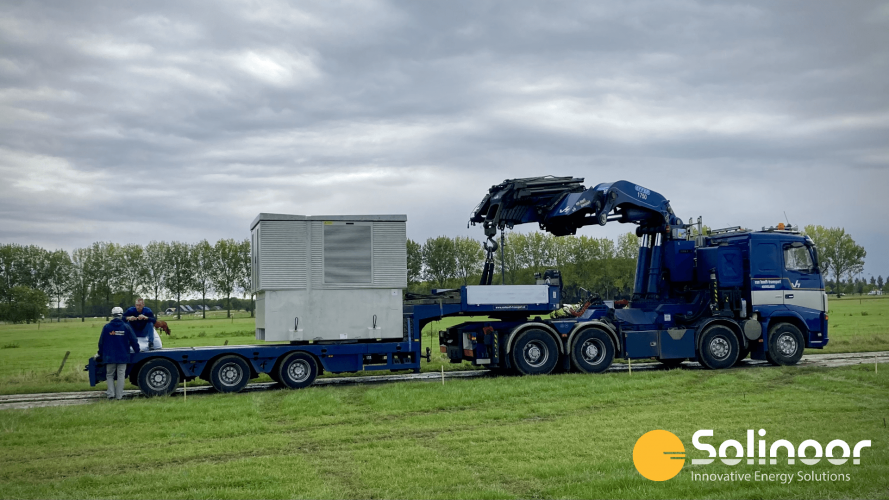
209 355 250 393
137 358 180 397
277 352 318 389
766 323 804 366
698 325 739 370
569 329 614 373
510 329 558 375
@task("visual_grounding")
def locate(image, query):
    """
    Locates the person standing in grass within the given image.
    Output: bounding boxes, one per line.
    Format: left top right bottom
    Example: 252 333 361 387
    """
124 297 161 350
98 307 140 400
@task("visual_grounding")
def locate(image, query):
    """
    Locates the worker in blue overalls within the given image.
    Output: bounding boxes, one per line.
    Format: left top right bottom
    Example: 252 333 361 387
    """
98 307 140 400
123 297 161 350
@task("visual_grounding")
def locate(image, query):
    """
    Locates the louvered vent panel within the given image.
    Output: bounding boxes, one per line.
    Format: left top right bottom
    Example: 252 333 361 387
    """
258 221 307 289
310 222 324 286
373 223 407 288
324 224 373 284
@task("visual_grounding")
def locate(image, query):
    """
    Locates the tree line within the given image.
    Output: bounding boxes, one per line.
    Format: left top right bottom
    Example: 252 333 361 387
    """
0 224 878 323
408 232 640 300
0 240 251 323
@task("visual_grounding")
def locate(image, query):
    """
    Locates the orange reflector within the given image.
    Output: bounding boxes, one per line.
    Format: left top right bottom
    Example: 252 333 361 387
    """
463 349 473 357
440 346 447 353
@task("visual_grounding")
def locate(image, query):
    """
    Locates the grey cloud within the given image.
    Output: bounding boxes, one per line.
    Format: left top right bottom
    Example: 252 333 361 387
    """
0 0 887 276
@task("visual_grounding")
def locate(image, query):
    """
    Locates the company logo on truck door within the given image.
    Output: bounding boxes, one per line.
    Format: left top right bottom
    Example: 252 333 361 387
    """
633 429 871 482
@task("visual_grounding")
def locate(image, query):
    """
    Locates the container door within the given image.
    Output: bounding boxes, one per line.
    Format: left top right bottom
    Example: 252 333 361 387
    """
782 242 825 312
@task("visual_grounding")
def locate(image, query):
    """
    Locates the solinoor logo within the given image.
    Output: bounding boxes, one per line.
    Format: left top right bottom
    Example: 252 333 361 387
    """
632 430 686 481
633 430 872 482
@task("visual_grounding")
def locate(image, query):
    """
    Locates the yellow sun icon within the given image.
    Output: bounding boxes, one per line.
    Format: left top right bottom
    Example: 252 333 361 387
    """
633 430 686 481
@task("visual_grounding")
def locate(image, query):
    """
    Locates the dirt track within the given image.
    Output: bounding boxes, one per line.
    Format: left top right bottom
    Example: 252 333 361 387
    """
2 350 887 411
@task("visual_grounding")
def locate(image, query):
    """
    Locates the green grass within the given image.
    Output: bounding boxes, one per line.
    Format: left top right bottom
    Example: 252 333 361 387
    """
0 364 886 499
0 313 488 395
820 295 889 354
0 297 887 396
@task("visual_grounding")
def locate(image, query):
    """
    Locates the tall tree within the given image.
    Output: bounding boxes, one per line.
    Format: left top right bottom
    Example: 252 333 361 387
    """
70 247 91 322
191 240 215 319
165 242 194 320
212 239 241 318
45 250 74 322
422 236 456 288
144 241 169 313
406 239 422 290
85 242 121 319
0 244 26 307
453 236 483 286
878 275 884 291
804 225 866 297
118 243 147 305
21 245 51 294
495 231 527 285
235 238 253 317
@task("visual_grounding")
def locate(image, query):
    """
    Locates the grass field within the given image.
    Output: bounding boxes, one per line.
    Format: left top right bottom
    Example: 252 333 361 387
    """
0 296 886 395
0 364 886 499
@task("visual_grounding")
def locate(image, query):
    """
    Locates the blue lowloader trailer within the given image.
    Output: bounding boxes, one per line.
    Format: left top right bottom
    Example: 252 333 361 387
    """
86 213 563 396
86 281 564 396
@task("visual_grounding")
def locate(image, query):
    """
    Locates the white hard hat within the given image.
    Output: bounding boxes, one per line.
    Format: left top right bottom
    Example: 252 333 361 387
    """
111 307 124 316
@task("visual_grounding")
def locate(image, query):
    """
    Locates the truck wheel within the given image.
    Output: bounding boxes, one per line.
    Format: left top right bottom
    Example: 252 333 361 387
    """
570 329 614 373
278 352 318 389
137 358 180 397
698 325 739 370
510 329 558 375
766 323 804 366
209 355 250 393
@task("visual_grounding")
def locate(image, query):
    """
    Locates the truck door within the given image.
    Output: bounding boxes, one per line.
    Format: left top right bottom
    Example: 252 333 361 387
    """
782 241 824 313
750 241 783 307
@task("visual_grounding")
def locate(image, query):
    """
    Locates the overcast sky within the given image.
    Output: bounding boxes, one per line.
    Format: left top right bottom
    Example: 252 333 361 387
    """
1 0 887 278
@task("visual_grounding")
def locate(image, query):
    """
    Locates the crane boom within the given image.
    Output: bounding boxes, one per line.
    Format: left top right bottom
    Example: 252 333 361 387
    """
470 177 682 238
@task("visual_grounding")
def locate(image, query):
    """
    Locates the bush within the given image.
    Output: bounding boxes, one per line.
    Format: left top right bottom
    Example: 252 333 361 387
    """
0 286 49 324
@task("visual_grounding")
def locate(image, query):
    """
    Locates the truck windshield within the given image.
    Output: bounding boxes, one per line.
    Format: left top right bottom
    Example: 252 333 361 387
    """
784 244 815 273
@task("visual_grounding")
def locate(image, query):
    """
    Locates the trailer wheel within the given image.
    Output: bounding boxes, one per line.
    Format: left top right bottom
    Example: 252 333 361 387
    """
569 329 614 373
510 329 558 375
278 352 318 389
766 323 804 366
209 355 250 393
698 325 739 370
137 358 180 397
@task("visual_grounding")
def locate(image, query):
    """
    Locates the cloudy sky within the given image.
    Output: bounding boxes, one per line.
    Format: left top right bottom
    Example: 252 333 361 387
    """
1 1 888 278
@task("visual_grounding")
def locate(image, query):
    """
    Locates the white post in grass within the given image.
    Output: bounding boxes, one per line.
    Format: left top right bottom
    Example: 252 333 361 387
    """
441 365 444 385
628 357 632 375
184 377 187 402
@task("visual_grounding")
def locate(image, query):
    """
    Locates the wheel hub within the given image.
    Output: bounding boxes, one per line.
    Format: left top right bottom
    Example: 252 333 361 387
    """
288 360 309 382
219 363 242 386
709 337 730 359
523 341 548 367
582 339 603 364
777 333 797 356
148 368 169 389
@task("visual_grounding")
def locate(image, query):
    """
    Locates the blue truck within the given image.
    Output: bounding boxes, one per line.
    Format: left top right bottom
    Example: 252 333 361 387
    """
87 177 828 395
